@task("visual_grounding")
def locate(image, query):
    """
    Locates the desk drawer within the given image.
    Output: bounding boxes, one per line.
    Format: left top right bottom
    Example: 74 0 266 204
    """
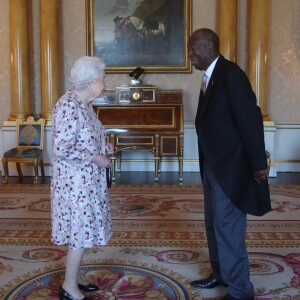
116 135 155 146
96 106 181 132
160 135 179 156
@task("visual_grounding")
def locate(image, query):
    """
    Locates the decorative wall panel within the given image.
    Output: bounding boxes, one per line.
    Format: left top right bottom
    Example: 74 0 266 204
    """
0 0 299 123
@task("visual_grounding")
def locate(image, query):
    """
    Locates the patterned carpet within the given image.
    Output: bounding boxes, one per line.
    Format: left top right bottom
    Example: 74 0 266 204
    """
0 184 299 299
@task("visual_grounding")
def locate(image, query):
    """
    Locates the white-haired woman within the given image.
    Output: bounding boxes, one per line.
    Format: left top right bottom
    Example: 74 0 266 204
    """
51 56 114 300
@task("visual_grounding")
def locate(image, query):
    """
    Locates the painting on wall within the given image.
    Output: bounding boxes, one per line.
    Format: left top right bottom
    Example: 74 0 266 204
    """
86 0 192 73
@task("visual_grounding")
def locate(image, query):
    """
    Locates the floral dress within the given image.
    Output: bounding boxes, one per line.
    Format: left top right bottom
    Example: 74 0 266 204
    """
51 91 112 249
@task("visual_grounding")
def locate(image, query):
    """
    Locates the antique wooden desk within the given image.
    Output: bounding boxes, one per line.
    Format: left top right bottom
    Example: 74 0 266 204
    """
93 87 184 181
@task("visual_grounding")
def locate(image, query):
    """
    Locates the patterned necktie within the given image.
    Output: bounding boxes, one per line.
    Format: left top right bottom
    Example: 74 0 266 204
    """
201 73 208 94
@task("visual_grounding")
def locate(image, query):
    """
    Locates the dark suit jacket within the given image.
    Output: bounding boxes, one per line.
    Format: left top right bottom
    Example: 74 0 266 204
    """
195 55 271 216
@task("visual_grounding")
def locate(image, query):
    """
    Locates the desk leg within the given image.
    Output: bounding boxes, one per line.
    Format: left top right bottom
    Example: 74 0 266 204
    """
111 156 116 181
155 157 159 181
179 157 183 182
158 159 161 174
117 152 121 173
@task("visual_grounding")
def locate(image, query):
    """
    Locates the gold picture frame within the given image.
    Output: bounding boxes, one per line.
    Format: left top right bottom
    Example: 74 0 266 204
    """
86 0 192 73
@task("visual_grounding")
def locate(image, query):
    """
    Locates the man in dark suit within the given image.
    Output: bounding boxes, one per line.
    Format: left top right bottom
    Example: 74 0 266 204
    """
188 28 271 300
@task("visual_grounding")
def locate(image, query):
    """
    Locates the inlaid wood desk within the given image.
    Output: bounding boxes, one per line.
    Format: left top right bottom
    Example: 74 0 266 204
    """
93 88 184 182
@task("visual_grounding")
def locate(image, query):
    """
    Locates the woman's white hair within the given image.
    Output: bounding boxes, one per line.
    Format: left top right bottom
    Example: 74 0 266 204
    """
70 56 105 90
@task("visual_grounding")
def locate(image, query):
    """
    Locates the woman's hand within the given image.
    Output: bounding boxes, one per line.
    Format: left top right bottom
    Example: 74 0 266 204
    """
92 154 111 168
105 143 114 156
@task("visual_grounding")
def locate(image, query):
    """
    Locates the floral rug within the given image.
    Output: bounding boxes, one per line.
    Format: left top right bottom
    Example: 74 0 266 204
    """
0 184 299 299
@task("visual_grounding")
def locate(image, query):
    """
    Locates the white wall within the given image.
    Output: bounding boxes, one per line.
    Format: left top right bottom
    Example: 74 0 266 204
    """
1 122 299 178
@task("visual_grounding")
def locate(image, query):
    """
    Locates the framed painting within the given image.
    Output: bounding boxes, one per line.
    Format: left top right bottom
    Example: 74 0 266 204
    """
86 0 192 73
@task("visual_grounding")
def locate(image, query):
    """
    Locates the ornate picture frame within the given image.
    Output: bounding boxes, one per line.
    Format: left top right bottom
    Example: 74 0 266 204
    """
86 0 192 73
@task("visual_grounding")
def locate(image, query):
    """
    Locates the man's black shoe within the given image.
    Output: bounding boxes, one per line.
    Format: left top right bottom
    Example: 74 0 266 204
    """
191 274 228 289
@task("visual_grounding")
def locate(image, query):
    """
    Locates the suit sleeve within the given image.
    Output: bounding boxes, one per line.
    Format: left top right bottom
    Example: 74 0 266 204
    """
225 65 267 172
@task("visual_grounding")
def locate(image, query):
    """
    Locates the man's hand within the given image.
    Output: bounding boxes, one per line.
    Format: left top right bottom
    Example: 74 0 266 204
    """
253 169 269 184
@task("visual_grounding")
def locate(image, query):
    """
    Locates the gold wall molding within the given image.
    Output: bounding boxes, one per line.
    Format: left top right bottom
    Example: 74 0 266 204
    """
248 0 270 121
9 0 31 121
40 0 60 122
217 0 237 62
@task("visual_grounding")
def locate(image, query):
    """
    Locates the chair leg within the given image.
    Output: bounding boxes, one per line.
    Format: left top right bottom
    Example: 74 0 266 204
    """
33 158 39 184
40 158 45 178
2 157 9 184
16 162 23 177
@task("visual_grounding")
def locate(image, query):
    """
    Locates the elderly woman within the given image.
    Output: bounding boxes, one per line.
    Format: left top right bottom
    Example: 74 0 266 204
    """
51 56 113 300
